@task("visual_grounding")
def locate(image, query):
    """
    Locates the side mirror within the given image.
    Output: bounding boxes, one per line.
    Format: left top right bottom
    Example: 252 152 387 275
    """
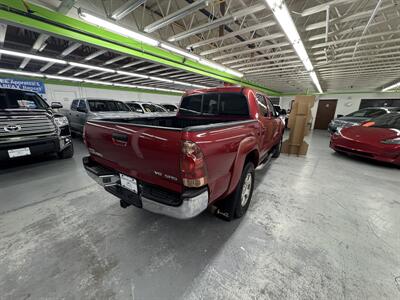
51 102 63 109
337 114 344 118
77 106 87 113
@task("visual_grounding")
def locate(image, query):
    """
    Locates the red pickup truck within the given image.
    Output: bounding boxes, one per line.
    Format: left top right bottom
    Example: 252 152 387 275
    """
83 86 284 220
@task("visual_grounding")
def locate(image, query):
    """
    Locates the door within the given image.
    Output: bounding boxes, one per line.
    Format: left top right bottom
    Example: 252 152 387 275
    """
76 100 88 133
68 99 79 131
256 94 274 157
314 100 338 130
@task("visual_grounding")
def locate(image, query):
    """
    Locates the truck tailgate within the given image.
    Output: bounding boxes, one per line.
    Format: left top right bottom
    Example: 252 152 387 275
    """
84 121 183 193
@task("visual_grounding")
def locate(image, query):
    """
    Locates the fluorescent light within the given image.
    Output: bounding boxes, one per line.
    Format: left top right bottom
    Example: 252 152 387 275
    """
83 79 113 86
69 62 115 73
160 43 200 61
265 0 323 92
144 0 210 33
111 0 145 20
45 75 83 82
0 49 67 65
0 68 45 78
199 58 244 78
116 70 148 79
310 71 323 93
113 83 137 88
78 8 159 47
382 81 400 92
149 76 173 83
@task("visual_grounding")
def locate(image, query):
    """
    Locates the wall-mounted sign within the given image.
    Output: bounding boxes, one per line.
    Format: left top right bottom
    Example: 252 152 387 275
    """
0 78 46 94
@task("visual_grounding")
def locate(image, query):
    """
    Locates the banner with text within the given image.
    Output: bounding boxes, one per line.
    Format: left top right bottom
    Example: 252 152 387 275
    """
0 78 46 94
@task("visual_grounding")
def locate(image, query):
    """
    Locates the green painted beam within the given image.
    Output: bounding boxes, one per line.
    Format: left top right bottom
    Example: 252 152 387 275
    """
0 0 281 95
0 74 183 96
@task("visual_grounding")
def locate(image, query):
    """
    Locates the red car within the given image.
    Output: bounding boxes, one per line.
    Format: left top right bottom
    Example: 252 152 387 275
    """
330 113 400 166
82 86 285 220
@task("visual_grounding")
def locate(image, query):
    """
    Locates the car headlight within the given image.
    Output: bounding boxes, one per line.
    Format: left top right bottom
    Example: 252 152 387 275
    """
54 116 69 127
381 137 400 144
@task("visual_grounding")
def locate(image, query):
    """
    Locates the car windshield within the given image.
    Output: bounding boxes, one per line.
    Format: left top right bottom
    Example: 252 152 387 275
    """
142 103 166 112
346 108 385 118
161 104 177 112
88 100 130 112
0 89 48 109
369 113 400 130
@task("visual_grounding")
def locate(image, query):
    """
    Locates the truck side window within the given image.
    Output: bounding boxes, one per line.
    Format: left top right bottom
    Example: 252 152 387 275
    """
265 98 276 116
71 100 79 111
77 100 87 111
256 94 268 117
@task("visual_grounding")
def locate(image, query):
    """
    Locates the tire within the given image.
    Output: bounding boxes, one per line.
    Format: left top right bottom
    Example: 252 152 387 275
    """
233 162 255 218
272 137 282 158
58 144 74 159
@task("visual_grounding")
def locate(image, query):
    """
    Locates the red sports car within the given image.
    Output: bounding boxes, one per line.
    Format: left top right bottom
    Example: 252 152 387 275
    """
330 113 400 166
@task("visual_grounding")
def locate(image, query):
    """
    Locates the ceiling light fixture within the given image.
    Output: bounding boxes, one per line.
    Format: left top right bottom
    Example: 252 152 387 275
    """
160 43 200 61
265 0 323 93
69 62 115 73
45 75 83 82
78 8 159 47
0 49 67 65
116 70 149 79
111 0 145 20
144 0 210 33
382 81 400 92
0 68 45 78
83 79 113 86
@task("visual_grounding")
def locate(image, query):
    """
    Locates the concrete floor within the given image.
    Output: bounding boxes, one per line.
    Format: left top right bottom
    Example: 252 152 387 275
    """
0 131 399 299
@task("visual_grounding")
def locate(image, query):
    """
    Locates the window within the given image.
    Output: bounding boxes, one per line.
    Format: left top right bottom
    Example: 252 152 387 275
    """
0 89 48 109
128 103 144 113
161 104 177 112
370 113 400 130
256 94 268 116
142 103 166 113
88 100 130 112
180 94 202 115
347 109 385 117
203 94 219 115
179 93 249 116
265 98 276 116
71 100 79 111
219 93 249 116
77 100 87 111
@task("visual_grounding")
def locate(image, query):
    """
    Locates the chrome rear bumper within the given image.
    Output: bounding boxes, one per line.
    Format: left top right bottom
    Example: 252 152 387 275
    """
83 156 209 219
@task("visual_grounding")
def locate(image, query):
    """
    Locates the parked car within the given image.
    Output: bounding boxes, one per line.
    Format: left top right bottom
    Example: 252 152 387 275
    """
0 88 73 161
328 107 400 133
62 98 139 135
126 101 168 114
82 86 285 220
330 112 400 166
159 103 178 112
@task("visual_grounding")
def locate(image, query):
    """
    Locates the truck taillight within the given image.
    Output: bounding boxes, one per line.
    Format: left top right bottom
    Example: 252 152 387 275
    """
180 141 208 188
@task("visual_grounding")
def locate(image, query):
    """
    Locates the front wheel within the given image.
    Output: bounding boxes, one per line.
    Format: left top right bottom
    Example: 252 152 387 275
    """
234 162 255 218
58 144 74 159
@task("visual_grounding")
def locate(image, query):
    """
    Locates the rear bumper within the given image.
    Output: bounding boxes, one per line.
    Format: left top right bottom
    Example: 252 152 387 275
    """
83 156 209 219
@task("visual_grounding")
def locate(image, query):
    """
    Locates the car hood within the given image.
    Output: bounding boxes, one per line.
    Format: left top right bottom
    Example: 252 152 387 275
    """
340 126 400 143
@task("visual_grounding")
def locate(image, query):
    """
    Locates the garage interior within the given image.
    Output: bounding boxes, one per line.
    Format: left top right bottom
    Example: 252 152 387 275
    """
0 0 399 299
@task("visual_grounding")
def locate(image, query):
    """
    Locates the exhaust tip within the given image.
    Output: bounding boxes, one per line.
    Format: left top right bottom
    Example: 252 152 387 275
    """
120 200 130 208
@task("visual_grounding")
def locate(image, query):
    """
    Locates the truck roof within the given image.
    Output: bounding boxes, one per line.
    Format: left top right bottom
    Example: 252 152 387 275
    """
185 86 244 96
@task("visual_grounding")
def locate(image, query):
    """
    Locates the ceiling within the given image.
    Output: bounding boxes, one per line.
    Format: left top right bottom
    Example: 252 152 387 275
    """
3 0 400 94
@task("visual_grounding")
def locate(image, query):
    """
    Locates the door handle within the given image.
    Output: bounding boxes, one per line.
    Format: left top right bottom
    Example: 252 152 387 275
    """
112 132 128 146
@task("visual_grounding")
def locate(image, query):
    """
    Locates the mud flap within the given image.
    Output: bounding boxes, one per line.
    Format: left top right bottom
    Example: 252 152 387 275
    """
212 194 237 221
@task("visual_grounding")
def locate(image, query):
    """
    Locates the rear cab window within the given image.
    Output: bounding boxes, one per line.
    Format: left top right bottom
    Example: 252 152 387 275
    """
179 93 249 116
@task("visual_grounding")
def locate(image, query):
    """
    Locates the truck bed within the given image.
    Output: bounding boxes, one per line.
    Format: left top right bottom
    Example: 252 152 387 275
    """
94 116 252 131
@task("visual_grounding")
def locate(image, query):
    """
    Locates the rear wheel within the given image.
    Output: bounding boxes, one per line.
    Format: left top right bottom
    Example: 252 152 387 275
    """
233 162 255 218
58 144 74 159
